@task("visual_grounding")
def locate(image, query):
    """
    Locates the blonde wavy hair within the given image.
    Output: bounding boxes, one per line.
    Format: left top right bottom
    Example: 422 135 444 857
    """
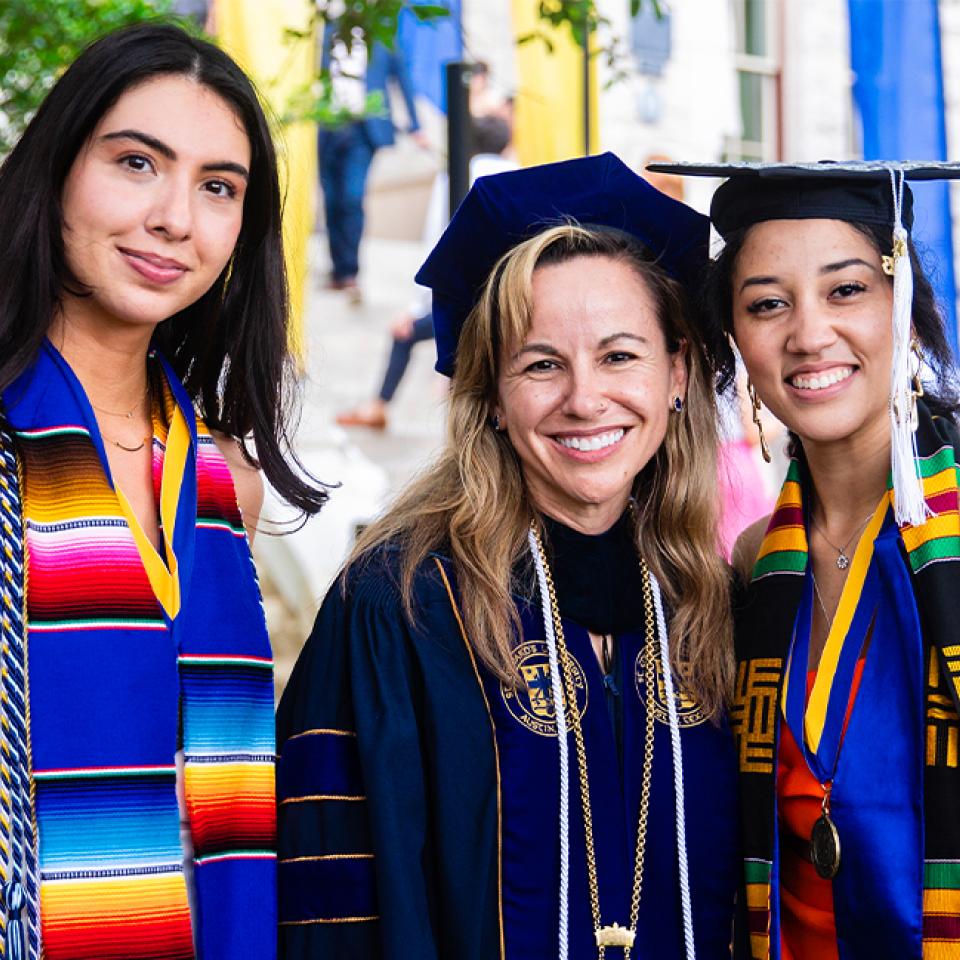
351 223 733 718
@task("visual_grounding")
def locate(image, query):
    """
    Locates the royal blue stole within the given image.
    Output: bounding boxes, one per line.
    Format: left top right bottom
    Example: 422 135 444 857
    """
782 511 925 958
479 600 739 959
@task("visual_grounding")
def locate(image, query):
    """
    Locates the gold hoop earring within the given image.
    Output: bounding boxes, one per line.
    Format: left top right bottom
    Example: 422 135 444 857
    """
747 379 771 463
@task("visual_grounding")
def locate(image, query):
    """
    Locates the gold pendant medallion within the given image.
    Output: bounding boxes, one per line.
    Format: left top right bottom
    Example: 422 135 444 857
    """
595 923 635 948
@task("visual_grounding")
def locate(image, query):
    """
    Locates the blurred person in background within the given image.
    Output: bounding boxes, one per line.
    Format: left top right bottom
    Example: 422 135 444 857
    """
0 23 326 958
336 113 516 430
277 154 738 960
319 21 427 302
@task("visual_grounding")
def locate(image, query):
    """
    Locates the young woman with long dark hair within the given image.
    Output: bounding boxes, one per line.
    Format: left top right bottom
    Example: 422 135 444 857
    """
0 22 326 959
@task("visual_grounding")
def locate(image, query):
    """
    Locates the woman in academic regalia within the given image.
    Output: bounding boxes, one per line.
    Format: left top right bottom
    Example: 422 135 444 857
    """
0 23 327 959
277 152 740 960
655 159 960 959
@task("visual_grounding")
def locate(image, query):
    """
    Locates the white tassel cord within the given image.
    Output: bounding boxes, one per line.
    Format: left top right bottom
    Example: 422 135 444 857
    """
648 571 696 960
887 169 928 528
528 528 570 960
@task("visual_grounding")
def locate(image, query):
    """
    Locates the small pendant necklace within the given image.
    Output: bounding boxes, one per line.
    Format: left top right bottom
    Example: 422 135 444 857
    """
810 511 873 569
92 383 153 453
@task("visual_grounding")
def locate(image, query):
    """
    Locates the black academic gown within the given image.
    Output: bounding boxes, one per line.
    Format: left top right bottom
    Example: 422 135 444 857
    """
277 547 501 960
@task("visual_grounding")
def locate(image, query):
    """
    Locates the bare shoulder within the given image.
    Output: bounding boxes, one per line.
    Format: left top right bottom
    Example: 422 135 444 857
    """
211 431 264 543
731 514 771 584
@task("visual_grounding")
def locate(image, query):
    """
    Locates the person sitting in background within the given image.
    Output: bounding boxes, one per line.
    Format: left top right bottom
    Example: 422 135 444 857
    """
336 114 516 429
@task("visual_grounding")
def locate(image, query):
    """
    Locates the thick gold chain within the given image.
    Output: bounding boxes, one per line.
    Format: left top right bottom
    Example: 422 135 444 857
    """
530 524 658 960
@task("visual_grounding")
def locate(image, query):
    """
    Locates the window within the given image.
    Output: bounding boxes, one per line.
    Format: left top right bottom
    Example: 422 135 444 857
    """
726 0 781 161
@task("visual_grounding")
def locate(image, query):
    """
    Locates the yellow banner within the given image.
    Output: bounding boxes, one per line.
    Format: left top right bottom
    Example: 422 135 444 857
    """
510 1 599 165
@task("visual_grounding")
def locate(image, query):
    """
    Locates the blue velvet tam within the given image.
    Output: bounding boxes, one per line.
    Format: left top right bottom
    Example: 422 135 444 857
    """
415 151 709 377
646 159 960 240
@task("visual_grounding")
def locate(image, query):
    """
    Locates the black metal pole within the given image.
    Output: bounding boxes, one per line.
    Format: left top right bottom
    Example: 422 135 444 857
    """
582 25 591 156
445 62 472 219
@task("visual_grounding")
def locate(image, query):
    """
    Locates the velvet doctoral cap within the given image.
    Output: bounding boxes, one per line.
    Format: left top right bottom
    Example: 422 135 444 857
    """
645 159 960 240
415 151 709 377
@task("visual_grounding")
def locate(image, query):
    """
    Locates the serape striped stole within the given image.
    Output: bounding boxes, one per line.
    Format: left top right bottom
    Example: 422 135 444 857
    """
732 404 960 960
2 342 276 959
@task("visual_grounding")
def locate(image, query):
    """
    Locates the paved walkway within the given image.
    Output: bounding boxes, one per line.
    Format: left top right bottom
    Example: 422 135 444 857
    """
255 234 447 692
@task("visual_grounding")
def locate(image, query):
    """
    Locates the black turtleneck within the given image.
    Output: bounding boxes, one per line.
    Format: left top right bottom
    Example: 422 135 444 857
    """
539 510 645 774
540 510 646 635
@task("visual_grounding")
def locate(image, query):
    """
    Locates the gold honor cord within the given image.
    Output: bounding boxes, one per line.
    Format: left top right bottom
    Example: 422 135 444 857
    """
530 527 656 959
113 404 191 621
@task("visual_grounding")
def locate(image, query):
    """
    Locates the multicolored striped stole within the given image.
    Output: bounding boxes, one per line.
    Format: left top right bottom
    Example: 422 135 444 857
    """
731 403 960 960
1 341 276 960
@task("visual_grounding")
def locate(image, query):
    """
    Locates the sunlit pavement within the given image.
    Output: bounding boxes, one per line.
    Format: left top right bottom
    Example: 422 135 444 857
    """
255 234 446 694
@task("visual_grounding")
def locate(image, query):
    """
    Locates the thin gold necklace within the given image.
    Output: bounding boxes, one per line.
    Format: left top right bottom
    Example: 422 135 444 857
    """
101 431 152 453
94 381 153 452
90 385 151 419
530 525 656 958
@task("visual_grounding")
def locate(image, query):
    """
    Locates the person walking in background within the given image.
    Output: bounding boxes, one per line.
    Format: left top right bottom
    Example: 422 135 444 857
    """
319 22 427 301
336 114 516 430
0 23 327 958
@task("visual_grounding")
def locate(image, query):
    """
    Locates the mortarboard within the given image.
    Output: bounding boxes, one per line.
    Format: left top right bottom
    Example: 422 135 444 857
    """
416 151 710 378
647 159 960 238
647 158 960 527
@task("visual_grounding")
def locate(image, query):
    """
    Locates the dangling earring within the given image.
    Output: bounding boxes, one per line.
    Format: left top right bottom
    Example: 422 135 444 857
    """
491 413 503 432
747 379 771 463
672 396 684 413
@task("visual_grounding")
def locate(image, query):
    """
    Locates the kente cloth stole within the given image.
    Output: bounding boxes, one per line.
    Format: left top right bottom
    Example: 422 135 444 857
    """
1 341 276 960
731 404 960 960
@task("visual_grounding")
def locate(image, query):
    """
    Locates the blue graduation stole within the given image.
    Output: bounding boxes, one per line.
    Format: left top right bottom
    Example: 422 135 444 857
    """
782 509 924 959
481 602 739 959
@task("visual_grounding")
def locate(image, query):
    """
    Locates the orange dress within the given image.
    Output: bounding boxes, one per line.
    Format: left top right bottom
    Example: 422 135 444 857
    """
777 662 866 960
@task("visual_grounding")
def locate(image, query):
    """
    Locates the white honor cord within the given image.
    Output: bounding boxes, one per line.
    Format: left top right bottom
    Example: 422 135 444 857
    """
648 570 696 960
528 529 570 960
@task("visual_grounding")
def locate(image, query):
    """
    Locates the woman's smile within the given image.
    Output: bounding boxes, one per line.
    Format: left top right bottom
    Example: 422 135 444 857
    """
785 363 858 399
118 246 189 285
551 426 628 459
496 254 685 532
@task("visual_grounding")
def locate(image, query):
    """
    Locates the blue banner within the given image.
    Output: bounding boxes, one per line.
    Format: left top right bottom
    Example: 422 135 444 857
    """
848 0 957 352
398 1 463 112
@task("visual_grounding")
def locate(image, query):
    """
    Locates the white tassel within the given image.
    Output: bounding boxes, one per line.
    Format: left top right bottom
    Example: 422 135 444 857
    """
649 571 696 960
887 171 928 528
528 528 571 960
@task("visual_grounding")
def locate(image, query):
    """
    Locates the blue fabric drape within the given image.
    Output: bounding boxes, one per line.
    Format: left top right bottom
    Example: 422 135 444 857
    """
848 0 957 352
398 1 463 112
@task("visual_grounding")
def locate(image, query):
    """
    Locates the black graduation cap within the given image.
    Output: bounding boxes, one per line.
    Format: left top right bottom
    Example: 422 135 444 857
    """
646 159 960 239
647 158 960 527
416 151 709 377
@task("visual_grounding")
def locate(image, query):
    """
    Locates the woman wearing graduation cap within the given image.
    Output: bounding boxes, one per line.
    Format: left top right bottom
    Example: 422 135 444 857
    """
277 152 740 959
653 159 960 959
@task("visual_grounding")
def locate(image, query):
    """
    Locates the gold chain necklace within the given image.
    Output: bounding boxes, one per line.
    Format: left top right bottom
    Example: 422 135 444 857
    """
530 525 657 959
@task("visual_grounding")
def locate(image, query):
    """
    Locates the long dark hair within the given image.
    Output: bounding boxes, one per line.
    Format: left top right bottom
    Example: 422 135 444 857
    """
704 219 960 418
0 22 328 514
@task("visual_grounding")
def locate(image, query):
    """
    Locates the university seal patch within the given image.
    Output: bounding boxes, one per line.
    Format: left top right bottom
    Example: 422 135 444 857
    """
635 650 707 728
501 640 588 737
